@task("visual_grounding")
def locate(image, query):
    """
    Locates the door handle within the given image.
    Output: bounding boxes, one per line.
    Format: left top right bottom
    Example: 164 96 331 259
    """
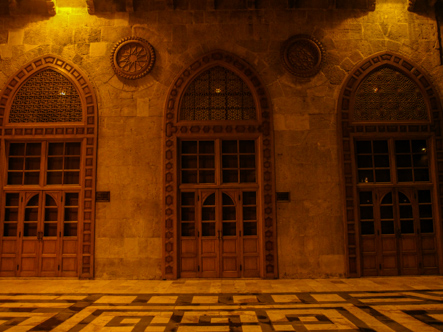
37 232 43 240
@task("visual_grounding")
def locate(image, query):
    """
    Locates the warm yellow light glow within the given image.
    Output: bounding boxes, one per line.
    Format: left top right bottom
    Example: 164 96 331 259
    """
215 88 221 93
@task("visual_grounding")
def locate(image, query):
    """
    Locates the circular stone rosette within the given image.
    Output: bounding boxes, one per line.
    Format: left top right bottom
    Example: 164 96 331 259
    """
281 35 325 78
111 36 155 80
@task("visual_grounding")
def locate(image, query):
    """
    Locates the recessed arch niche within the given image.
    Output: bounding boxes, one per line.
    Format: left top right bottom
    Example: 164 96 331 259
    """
163 50 277 279
0 55 98 278
338 52 443 277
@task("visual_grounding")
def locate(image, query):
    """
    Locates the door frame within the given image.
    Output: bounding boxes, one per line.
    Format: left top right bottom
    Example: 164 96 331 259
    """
163 50 277 279
0 55 98 278
338 52 443 277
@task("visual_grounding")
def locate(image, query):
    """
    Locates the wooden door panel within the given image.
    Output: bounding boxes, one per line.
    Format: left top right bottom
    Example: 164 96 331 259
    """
222 239 237 253
244 256 259 277
42 240 57 254
381 255 398 275
243 238 257 254
201 257 217 277
202 240 216 254
20 257 37 276
62 240 77 254
423 254 437 268
180 257 197 277
22 240 37 254
61 257 77 276
41 257 57 274
401 237 417 251
381 237 396 252
0 257 15 275
362 254 377 276
421 236 436 250
222 257 238 278
361 237 376 252
181 239 197 255
401 254 418 272
2 240 16 254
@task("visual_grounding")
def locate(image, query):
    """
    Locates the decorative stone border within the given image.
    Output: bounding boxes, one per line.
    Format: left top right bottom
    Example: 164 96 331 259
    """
110 37 155 80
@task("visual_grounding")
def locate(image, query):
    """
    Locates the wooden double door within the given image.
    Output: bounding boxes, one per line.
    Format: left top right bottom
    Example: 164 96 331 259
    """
179 189 260 278
0 191 79 276
359 187 438 276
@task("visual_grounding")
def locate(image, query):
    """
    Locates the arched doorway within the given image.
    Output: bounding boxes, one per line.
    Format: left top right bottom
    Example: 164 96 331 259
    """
163 51 277 279
339 52 443 277
0 55 98 278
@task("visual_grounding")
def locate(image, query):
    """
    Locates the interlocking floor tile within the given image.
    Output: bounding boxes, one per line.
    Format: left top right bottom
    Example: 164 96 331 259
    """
0 278 443 331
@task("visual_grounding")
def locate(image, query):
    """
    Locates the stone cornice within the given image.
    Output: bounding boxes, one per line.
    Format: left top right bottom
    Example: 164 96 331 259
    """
9 0 55 15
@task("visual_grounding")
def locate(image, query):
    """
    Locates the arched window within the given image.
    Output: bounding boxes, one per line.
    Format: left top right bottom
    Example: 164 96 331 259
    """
163 51 277 279
339 52 443 277
0 55 97 278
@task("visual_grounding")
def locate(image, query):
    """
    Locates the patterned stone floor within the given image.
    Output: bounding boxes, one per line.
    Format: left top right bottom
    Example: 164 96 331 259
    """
0 277 443 331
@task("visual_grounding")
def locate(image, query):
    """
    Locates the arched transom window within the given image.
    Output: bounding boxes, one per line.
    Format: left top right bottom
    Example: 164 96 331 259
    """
353 67 428 122
180 66 256 121
9 69 83 123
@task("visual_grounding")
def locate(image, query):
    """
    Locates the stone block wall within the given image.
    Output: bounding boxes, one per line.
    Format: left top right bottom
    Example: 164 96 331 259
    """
0 0 440 278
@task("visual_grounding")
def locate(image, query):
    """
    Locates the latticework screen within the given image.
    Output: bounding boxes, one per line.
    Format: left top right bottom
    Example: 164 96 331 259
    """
180 66 256 121
9 69 82 123
354 67 428 121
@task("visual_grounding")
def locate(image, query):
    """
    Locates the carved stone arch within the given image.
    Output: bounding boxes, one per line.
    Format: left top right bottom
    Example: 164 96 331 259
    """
338 51 443 277
0 54 98 278
163 50 277 279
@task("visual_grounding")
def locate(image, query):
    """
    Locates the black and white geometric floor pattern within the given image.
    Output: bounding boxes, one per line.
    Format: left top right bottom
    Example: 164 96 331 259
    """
1 290 443 331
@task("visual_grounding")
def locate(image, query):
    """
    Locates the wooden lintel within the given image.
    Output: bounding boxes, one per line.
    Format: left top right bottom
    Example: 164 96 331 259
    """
86 0 95 14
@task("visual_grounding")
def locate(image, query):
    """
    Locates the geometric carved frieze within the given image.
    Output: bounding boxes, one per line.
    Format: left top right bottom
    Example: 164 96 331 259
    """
281 35 326 78
111 36 155 80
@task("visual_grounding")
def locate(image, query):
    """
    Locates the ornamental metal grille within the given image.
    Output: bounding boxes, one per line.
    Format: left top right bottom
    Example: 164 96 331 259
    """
180 66 256 121
9 69 82 123
354 67 428 121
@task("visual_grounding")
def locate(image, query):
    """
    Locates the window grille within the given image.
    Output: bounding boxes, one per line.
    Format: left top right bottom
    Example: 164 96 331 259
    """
9 69 82 123
180 66 256 121
354 67 427 121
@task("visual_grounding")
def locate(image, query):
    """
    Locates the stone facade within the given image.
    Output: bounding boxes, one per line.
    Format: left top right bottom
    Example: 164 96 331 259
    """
0 0 441 278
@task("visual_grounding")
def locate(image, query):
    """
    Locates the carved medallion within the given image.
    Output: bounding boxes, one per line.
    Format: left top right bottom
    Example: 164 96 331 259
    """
111 37 155 80
281 35 325 78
